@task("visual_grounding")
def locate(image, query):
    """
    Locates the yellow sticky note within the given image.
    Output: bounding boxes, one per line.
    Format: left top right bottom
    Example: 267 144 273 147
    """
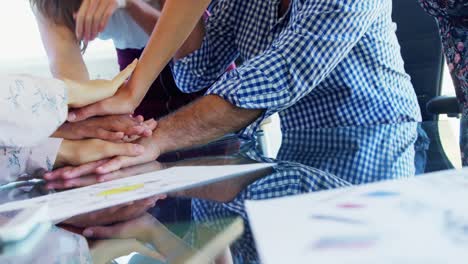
97 184 144 196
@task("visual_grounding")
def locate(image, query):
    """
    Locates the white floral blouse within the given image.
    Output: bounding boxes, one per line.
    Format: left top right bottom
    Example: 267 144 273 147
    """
0 75 68 182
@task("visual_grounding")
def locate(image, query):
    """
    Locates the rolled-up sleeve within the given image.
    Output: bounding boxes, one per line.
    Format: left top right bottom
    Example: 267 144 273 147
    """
0 75 68 148
206 0 382 137
171 2 238 93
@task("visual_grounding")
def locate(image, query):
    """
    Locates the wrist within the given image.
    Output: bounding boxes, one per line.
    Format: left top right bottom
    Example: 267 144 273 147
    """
63 79 78 107
54 140 74 168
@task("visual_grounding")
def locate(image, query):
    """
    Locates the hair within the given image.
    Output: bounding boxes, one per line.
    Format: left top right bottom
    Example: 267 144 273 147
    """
29 0 87 51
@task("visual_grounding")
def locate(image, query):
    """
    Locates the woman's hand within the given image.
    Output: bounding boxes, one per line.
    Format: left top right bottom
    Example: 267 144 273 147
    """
83 213 159 240
53 115 156 142
53 138 145 170
95 135 161 174
74 0 120 42
66 59 137 108
68 82 141 122
44 161 165 188
45 135 160 180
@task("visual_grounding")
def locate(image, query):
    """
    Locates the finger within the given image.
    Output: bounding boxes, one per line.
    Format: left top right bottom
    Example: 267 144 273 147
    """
144 119 158 130
95 156 140 174
45 181 68 190
46 160 109 180
83 0 99 42
122 135 141 143
124 125 146 136
95 128 125 141
68 102 105 122
113 59 138 86
102 142 145 158
99 2 116 33
142 119 157 137
90 1 107 41
75 0 90 41
44 166 72 181
135 115 144 123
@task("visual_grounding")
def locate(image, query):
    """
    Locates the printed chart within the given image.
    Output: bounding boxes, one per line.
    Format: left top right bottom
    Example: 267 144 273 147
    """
246 169 468 264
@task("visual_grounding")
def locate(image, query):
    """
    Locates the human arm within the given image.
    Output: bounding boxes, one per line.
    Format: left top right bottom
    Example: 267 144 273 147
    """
52 115 156 142
94 95 263 173
0 60 136 148
69 0 211 121
34 8 89 81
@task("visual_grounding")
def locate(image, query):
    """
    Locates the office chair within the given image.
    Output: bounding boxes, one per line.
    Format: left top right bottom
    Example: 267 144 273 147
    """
393 0 445 121
392 0 454 172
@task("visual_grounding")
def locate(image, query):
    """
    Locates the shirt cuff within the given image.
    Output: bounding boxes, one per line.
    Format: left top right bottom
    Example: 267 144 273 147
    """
26 138 63 174
205 70 275 140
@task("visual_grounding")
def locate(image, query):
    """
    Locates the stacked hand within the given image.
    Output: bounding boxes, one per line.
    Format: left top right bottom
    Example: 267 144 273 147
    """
48 59 164 228
66 59 137 108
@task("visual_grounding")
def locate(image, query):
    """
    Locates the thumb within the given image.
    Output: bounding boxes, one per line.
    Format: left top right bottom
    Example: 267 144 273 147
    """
68 102 104 122
112 59 138 86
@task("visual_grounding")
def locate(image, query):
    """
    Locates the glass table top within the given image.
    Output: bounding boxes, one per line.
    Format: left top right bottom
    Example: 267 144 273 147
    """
0 120 464 263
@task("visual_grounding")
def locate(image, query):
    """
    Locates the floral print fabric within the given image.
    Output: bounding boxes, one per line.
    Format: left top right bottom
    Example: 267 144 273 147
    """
419 0 468 165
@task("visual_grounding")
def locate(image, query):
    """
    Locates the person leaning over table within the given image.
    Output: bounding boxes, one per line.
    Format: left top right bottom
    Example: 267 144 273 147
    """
0 60 157 183
30 0 206 122
29 0 223 223
47 0 421 261
57 0 422 181
418 0 468 165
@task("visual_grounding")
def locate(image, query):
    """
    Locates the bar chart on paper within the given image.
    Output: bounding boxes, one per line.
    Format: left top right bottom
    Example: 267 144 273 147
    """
0 163 273 222
246 169 468 264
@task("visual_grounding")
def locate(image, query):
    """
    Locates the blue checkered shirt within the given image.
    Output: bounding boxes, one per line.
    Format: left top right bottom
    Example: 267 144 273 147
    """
172 0 421 262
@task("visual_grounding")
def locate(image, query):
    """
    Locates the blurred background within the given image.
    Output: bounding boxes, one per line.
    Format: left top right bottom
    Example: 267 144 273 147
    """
0 0 119 79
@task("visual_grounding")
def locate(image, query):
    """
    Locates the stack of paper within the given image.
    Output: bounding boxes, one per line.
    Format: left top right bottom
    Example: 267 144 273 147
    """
246 169 468 264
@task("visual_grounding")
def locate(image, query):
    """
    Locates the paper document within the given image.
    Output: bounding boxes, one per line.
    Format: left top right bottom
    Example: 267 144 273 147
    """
0 163 273 222
246 169 468 264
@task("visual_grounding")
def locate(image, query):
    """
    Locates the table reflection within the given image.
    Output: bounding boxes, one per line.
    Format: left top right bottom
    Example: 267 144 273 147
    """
0 120 463 263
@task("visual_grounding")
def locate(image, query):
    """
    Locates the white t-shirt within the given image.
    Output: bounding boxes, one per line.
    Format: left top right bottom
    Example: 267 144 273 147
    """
98 6 156 49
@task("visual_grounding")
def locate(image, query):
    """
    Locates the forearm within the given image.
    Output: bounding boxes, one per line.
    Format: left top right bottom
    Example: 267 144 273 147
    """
49 58 89 82
34 11 89 81
153 95 263 155
125 0 210 105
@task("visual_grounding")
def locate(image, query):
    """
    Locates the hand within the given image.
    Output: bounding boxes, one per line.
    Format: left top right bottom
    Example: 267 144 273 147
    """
83 213 159 240
45 161 165 189
95 135 161 175
68 82 140 122
74 0 120 42
63 196 165 228
66 59 137 108
52 138 145 171
53 115 157 142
